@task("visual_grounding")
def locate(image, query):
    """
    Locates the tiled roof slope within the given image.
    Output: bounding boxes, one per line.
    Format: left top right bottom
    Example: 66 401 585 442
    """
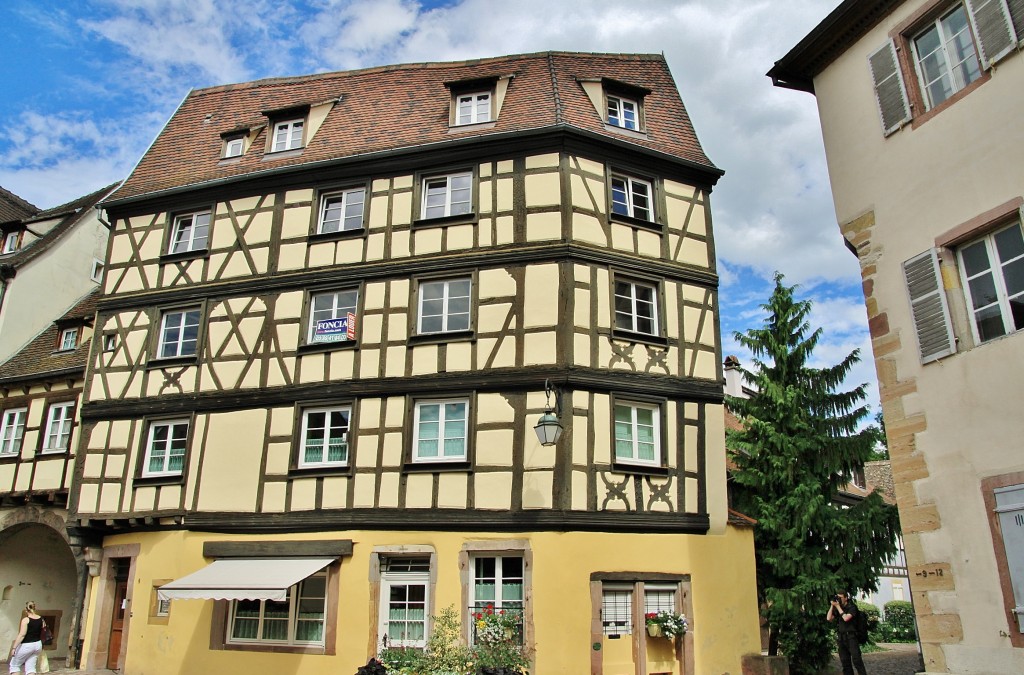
6 183 117 270
0 186 39 223
0 290 99 383
109 52 716 203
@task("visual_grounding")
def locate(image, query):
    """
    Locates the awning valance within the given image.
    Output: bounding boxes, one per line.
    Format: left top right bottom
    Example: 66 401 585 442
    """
158 557 334 602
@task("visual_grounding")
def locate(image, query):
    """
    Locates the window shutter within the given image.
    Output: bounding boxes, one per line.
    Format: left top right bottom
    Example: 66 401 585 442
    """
994 485 1024 632
868 41 911 136
903 249 956 363
1007 0 1024 41
965 0 1018 68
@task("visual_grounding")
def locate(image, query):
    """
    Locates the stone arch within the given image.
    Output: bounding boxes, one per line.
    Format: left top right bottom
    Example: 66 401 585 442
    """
0 505 70 545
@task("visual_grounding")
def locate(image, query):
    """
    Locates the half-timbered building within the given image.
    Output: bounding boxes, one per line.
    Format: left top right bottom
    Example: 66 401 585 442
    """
71 51 760 674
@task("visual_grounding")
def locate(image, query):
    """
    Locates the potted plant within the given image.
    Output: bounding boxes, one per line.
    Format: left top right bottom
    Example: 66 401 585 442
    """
471 604 531 675
645 611 688 640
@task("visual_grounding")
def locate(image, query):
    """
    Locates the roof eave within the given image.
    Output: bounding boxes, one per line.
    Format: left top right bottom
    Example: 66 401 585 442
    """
767 0 904 92
102 124 723 210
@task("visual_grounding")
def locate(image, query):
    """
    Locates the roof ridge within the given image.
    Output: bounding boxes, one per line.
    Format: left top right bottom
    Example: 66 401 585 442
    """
547 53 563 125
188 51 668 98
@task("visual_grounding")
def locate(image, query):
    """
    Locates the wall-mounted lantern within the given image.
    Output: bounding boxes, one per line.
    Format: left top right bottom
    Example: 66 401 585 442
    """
533 379 563 446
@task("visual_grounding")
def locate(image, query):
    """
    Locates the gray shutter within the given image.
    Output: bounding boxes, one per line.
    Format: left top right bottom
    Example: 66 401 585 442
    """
1007 0 1024 41
868 41 911 136
994 485 1024 632
965 0 1018 67
903 249 956 363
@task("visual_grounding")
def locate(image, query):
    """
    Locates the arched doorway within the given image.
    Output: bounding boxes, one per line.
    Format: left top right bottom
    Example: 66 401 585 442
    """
0 509 78 667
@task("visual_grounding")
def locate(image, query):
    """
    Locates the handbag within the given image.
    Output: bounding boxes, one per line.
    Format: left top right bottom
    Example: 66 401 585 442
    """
41 620 53 646
38 650 50 673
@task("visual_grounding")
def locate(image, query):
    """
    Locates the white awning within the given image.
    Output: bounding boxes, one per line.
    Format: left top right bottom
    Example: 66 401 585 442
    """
158 557 334 602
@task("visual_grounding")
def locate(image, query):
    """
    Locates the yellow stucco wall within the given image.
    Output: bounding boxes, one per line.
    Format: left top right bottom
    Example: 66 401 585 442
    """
90 526 758 675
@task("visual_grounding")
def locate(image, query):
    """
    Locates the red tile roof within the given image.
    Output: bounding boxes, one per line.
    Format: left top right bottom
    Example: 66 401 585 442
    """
108 52 717 203
0 186 39 223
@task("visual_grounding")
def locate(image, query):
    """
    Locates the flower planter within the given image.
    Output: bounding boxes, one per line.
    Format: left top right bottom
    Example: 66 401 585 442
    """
646 624 663 638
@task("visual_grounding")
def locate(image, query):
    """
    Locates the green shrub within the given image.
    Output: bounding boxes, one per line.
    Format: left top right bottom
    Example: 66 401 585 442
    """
884 600 917 641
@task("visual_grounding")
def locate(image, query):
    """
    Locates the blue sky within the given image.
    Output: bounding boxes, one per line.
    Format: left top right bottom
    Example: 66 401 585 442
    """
0 0 879 413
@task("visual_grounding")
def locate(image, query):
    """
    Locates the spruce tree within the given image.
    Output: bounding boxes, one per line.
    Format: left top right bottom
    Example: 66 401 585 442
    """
727 273 900 674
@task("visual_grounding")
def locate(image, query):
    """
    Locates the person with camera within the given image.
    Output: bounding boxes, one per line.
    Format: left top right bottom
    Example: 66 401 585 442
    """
827 590 866 675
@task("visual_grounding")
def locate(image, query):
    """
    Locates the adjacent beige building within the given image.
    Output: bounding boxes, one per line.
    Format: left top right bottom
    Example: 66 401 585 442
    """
771 1 1024 672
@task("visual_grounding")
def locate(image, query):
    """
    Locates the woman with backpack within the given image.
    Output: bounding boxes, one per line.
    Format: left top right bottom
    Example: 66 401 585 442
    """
7 601 44 675
827 590 867 675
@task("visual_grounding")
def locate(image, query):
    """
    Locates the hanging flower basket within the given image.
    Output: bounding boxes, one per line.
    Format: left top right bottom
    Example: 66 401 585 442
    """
644 611 688 639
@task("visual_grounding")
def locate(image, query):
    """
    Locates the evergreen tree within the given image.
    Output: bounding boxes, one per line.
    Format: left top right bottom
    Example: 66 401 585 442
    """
727 273 900 674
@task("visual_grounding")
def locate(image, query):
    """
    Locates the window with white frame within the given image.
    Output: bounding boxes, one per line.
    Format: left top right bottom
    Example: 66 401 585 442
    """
2 231 19 253
308 289 358 344
168 211 210 255
272 119 304 152
229 571 327 645
299 406 350 467
413 399 468 462
417 278 471 334
456 92 492 125
91 258 104 283
42 401 74 452
59 327 78 351
104 334 117 352
958 221 1024 343
224 136 245 158
143 419 189 476
614 279 659 335
421 172 472 219
0 408 26 455
614 401 660 466
158 308 201 358
317 187 366 234
380 558 431 648
610 174 653 221
470 556 524 644
911 4 982 110
601 585 632 636
606 95 638 130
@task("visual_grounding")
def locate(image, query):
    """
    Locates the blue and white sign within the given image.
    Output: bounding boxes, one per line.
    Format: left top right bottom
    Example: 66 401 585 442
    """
313 313 357 343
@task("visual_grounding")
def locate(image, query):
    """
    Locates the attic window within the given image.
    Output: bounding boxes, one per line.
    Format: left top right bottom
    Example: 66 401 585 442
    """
59 327 78 352
223 136 245 158
272 119 304 152
601 78 651 133
445 76 501 128
2 231 20 254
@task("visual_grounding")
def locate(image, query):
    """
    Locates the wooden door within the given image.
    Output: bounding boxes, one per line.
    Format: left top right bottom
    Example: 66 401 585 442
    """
106 580 128 669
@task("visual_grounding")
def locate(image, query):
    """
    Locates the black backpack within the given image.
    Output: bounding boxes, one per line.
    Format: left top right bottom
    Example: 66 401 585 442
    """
855 608 869 644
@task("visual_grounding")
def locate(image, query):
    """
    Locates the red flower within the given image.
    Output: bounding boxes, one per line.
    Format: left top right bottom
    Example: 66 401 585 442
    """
645 613 657 619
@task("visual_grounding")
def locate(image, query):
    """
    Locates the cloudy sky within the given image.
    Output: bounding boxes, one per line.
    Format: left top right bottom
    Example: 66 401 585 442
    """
0 0 880 414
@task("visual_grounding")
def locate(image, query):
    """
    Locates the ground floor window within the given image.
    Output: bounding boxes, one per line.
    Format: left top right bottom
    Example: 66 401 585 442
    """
601 585 633 636
228 572 326 645
380 558 431 648
470 555 524 643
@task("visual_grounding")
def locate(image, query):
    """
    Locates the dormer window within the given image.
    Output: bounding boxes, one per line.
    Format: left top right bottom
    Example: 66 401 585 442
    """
223 136 245 158
446 76 509 129
607 95 638 130
272 119 304 152
2 231 20 254
59 327 78 351
456 92 491 125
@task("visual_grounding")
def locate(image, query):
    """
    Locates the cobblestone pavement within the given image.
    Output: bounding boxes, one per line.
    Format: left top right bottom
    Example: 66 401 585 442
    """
825 642 923 674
